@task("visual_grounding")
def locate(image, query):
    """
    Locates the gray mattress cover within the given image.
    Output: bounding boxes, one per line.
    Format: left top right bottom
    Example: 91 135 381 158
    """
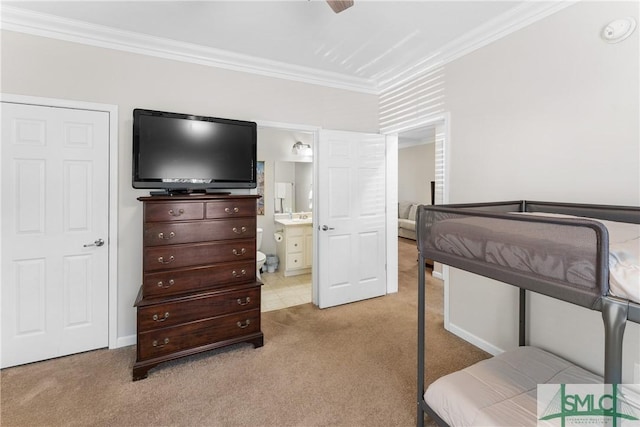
428 215 600 294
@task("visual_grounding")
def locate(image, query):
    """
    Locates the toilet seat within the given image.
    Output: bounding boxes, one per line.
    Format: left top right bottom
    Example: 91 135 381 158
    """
256 250 267 280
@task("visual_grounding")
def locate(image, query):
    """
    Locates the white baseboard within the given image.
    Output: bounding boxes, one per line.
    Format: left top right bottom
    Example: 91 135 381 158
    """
115 334 136 349
447 322 504 356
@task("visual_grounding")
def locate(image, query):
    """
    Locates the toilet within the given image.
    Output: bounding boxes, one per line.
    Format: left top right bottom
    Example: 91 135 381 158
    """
256 228 267 280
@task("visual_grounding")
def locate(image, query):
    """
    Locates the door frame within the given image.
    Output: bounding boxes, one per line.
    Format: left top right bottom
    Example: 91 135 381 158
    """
0 93 119 349
385 112 451 329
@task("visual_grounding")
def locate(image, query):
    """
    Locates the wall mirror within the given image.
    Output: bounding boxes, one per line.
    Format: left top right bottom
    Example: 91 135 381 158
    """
274 161 313 213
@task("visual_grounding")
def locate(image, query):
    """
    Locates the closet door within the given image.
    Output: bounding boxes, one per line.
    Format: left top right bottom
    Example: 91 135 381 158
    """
316 130 387 308
1 102 109 368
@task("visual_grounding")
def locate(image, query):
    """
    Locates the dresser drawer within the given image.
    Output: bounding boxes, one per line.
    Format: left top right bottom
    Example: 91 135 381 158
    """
144 240 255 272
206 199 256 219
137 287 260 332
144 218 256 246
145 202 204 222
142 261 255 298
137 309 260 360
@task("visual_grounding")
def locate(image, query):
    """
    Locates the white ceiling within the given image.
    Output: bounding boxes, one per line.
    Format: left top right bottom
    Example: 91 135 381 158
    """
398 125 435 148
2 1 572 93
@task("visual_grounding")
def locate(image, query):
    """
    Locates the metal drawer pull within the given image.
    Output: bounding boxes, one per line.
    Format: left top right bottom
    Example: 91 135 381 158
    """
158 256 175 264
237 296 251 306
232 269 247 278
153 312 170 322
232 248 246 256
168 209 184 217
152 338 169 348
237 319 251 329
157 279 175 288
232 226 247 234
158 231 175 240
224 207 240 214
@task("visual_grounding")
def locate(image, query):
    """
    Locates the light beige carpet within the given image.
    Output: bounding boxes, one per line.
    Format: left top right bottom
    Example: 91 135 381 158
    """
0 238 488 426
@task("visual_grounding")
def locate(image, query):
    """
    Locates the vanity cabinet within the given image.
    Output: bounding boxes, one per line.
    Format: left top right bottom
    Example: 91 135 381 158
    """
276 223 313 277
133 194 263 381
304 231 313 268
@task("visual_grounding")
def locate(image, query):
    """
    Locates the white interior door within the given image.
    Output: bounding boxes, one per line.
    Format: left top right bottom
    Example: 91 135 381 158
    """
1 102 109 368
317 129 387 308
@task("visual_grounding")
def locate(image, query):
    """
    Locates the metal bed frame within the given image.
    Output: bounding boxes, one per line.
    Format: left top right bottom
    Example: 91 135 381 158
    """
416 200 640 426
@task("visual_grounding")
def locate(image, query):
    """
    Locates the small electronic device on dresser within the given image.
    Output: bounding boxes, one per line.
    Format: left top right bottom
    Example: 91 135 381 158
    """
133 194 263 381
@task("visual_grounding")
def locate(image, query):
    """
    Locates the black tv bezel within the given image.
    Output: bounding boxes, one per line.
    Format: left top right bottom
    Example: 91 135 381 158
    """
132 108 257 192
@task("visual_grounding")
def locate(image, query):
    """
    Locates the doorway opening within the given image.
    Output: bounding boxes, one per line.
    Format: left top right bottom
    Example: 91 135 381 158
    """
393 113 450 328
255 123 318 312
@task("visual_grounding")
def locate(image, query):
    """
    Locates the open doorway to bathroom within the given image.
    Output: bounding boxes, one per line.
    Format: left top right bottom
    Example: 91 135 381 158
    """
256 125 315 312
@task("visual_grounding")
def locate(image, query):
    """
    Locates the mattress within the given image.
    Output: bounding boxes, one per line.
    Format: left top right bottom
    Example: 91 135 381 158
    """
429 213 640 304
424 346 602 427
603 218 640 303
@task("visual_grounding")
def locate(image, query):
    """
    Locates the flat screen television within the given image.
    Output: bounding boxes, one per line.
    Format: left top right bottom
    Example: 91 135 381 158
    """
132 108 257 193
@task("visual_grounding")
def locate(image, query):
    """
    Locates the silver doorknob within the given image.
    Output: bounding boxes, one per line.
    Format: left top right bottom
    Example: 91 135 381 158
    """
321 225 335 231
84 238 105 247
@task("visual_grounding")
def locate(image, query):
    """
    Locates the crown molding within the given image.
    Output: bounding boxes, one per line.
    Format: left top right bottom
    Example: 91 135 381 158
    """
2 2 575 96
0 5 378 94
376 1 577 93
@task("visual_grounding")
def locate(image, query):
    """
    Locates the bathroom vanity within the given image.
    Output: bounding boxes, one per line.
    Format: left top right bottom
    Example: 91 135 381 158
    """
275 217 313 277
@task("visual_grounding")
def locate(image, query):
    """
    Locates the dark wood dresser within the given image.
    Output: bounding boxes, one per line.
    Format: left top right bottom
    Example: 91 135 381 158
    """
133 194 263 381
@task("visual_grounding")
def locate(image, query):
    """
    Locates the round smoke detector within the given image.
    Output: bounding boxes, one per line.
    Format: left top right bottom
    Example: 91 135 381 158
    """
601 17 637 43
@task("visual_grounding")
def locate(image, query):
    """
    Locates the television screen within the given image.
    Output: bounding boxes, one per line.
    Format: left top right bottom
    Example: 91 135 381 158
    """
132 109 257 192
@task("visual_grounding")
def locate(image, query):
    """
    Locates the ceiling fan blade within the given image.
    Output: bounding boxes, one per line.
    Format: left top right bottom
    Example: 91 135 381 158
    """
326 0 354 14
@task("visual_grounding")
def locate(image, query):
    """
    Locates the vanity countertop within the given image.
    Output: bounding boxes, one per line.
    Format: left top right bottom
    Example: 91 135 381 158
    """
275 218 313 226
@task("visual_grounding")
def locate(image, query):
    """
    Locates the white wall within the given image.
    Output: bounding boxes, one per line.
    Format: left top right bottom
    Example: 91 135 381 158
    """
0 30 379 343
444 1 639 381
398 142 435 204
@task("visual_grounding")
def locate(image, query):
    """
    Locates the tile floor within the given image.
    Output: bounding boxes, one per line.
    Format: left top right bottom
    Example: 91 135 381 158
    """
260 270 312 312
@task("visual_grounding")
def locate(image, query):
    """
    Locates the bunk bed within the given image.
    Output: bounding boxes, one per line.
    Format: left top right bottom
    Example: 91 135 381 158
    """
416 200 640 426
